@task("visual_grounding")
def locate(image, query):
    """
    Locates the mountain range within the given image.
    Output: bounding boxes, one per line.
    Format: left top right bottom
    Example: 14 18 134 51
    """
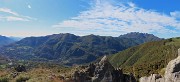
0 32 162 65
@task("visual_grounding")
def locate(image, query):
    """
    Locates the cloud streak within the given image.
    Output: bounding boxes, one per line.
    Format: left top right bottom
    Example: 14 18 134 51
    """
0 8 35 21
53 0 180 36
0 8 19 16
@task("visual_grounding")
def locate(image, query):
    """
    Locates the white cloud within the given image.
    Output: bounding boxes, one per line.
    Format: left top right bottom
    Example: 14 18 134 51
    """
6 16 29 21
53 0 180 36
0 8 19 16
170 11 180 19
0 8 35 21
28 5 31 9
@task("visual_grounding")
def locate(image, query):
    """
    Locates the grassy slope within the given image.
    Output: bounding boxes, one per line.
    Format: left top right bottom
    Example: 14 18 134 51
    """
109 37 180 78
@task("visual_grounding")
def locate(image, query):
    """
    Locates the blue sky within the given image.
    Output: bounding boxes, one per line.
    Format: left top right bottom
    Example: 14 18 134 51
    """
0 0 180 38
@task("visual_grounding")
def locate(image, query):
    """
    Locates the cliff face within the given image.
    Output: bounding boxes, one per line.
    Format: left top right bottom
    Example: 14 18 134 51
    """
140 49 180 82
72 56 136 82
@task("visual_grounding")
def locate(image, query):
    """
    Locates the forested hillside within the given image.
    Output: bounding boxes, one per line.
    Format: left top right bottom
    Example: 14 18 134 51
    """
109 37 180 78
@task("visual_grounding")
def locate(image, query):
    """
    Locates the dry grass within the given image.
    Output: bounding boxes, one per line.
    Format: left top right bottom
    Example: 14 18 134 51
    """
0 66 77 82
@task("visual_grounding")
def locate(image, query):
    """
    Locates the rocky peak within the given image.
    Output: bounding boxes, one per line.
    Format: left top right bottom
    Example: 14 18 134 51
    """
99 55 108 64
72 56 136 82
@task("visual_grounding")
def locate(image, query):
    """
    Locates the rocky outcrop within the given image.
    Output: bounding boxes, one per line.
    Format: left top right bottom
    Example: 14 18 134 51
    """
164 55 180 82
73 56 136 82
140 49 180 82
139 74 164 82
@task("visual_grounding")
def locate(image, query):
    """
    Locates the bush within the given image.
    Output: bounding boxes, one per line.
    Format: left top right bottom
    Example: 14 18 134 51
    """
0 77 9 82
15 65 26 72
16 77 29 82
159 68 166 76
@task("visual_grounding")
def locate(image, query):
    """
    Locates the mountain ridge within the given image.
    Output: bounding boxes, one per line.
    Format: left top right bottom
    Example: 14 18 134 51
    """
0 35 16 47
0 32 162 65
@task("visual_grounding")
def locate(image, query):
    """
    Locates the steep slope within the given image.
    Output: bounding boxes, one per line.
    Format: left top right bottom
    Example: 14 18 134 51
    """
140 49 180 82
0 35 15 47
0 33 162 65
109 37 180 78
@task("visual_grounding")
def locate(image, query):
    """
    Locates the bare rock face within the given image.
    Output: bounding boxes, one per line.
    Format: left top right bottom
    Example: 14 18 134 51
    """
140 49 180 82
164 56 180 82
73 56 136 82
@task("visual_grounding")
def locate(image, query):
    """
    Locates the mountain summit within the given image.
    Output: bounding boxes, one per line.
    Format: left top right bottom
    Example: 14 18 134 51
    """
119 32 162 44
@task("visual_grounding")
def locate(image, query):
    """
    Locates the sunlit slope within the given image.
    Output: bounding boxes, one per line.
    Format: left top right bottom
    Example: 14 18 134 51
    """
109 37 180 77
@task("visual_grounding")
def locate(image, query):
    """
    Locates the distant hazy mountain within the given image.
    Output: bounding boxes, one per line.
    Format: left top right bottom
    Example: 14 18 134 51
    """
0 35 15 47
109 37 180 78
119 32 163 44
9 36 22 41
0 33 162 65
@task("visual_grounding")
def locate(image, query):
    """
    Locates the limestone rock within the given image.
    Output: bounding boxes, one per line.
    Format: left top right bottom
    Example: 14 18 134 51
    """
139 74 164 82
99 55 108 65
73 56 136 82
164 56 180 82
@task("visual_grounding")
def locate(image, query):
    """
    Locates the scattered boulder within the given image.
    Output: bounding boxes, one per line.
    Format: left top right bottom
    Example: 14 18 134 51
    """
139 74 164 82
72 56 136 82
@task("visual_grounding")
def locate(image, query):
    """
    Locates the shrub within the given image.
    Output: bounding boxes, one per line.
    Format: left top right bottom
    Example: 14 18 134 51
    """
16 77 29 82
0 77 9 82
15 65 26 72
159 68 166 76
